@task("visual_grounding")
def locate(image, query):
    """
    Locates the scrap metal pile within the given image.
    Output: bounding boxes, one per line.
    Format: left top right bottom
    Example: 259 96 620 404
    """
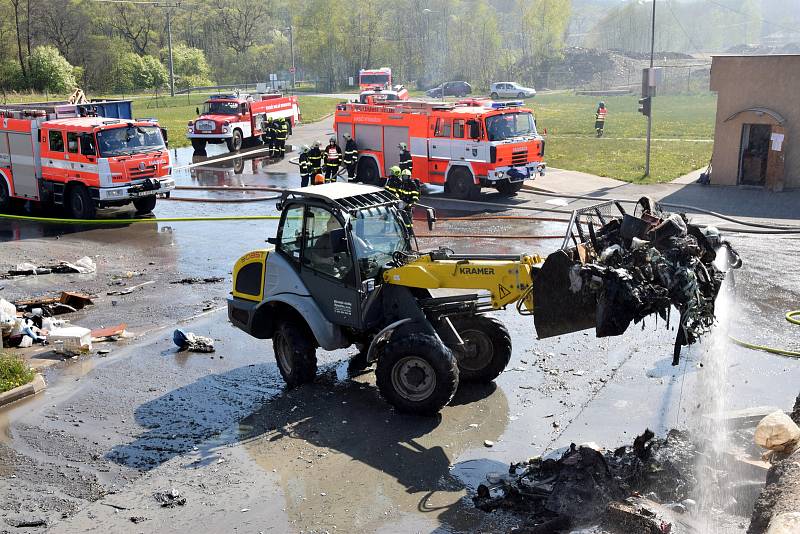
535 198 741 363
474 430 700 533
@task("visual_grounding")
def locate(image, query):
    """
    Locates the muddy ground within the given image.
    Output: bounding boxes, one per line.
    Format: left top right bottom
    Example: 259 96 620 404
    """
1 120 799 533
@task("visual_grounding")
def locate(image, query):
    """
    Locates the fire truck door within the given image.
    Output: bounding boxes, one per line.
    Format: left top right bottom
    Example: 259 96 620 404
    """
382 126 408 175
2 131 39 200
429 118 452 160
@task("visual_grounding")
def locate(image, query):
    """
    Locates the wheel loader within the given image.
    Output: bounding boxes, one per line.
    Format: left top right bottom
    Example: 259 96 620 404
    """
228 183 737 415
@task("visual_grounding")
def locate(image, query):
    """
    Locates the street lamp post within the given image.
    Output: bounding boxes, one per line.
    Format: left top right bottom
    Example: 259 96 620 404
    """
645 0 656 177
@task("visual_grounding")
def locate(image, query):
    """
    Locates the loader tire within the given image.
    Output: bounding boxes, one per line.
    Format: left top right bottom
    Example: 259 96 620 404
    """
450 315 512 383
273 319 317 387
133 195 157 215
376 333 458 416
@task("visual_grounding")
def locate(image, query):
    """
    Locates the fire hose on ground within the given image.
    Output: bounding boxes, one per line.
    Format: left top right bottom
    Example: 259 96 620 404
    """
728 311 800 358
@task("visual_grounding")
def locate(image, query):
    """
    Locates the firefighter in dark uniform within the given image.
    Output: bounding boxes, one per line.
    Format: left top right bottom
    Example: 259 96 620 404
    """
384 165 403 199
398 142 412 173
298 145 312 187
275 118 288 158
398 168 421 234
264 118 276 157
324 137 342 183
308 140 323 175
342 133 359 181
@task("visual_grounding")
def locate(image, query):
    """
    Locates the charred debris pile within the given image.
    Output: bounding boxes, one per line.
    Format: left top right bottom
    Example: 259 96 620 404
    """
474 430 701 533
536 197 741 363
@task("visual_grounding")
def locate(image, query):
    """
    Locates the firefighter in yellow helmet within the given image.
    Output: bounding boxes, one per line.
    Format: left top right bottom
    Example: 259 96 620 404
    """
384 165 403 199
398 168 421 234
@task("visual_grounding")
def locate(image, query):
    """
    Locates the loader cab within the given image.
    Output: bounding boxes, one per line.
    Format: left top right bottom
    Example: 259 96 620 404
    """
272 183 413 328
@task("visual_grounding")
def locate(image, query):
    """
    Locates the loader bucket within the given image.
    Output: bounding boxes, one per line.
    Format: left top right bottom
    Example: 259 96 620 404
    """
533 249 597 338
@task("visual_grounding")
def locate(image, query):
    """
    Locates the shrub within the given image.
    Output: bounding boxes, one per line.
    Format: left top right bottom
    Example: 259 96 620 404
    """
0 354 35 394
27 45 78 93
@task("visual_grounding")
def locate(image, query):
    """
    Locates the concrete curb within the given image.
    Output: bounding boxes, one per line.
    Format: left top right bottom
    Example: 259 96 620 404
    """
0 373 46 409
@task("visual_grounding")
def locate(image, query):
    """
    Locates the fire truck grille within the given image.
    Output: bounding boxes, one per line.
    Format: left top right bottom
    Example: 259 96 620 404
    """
195 120 215 131
129 164 157 179
511 150 528 166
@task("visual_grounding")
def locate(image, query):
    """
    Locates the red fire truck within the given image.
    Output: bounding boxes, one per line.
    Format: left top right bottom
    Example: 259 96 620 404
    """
0 101 174 219
187 92 301 153
358 85 410 104
333 99 546 198
358 68 392 91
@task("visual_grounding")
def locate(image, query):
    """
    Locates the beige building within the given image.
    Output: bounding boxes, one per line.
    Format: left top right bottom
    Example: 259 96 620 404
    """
709 54 799 190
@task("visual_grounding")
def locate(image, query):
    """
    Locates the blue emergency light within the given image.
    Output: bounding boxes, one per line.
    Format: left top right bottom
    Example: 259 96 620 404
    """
489 100 524 109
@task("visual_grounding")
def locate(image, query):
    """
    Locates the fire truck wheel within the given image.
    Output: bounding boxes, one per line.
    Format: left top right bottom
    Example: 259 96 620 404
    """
0 179 10 211
490 92 499 99
133 196 157 215
191 139 207 152
226 130 243 152
446 167 479 201
66 184 96 219
356 157 381 186
496 180 523 196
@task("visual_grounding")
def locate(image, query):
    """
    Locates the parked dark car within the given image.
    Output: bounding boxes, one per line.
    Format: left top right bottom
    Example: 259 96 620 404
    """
425 81 472 98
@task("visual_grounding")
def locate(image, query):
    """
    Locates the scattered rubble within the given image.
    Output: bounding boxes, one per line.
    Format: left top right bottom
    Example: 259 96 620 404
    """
170 277 224 285
153 488 186 508
106 280 154 296
5 256 96 277
14 291 94 315
172 329 215 353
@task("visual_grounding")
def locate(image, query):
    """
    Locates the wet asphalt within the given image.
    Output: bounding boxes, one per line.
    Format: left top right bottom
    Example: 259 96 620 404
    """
0 120 799 533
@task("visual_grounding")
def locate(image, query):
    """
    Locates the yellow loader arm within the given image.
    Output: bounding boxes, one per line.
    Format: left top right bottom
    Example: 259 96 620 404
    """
383 253 543 311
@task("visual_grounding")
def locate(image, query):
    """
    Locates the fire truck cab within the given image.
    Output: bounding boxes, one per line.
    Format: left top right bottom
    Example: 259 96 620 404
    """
334 99 546 199
358 68 392 91
187 93 300 153
0 102 174 219
358 85 410 104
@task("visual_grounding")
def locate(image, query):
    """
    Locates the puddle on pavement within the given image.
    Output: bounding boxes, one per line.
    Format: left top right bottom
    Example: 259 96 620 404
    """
239 371 510 532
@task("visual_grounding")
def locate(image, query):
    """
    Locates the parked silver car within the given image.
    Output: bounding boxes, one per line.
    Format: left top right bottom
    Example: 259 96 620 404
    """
490 82 536 99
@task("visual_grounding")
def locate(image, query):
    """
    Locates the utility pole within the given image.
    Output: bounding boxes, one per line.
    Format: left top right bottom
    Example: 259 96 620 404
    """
287 25 296 91
645 0 656 177
166 7 175 97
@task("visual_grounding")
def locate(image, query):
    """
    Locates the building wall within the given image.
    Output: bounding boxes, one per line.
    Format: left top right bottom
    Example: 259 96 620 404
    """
709 55 800 188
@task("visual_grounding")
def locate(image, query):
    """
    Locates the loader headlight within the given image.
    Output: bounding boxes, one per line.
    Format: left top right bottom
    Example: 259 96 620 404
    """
222 127 229 133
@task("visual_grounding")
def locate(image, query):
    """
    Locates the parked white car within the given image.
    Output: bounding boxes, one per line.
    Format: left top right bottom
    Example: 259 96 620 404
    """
490 82 536 99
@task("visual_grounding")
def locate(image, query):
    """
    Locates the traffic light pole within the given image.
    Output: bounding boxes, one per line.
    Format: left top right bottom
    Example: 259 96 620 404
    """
645 0 656 177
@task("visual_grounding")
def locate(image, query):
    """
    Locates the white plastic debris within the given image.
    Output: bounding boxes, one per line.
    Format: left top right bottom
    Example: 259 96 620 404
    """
65 256 96 274
754 411 800 452
49 326 92 354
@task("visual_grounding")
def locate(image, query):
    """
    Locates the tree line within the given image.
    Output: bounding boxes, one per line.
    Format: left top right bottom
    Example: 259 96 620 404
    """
0 0 573 95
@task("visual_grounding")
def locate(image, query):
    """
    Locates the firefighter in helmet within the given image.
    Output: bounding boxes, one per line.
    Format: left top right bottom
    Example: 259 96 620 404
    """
265 118 276 157
298 145 312 187
398 142 412 173
398 168 421 234
308 140 323 175
342 133 359 182
275 117 289 158
384 165 403 199
324 136 342 183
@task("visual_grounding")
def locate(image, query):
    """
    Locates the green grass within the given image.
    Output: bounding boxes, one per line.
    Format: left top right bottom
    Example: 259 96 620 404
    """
1 91 342 149
528 93 717 183
0 353 35 394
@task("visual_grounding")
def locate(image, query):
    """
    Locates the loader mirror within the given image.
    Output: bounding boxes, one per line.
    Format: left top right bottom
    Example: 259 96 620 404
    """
425 208 436 231
330 228 348 254
467 119 480 139
195 107 200 115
